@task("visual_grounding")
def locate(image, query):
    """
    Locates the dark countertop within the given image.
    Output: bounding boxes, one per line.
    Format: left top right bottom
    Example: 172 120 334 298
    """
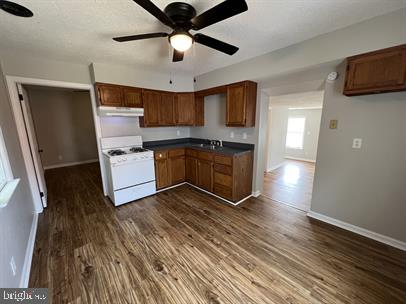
144 138 254 156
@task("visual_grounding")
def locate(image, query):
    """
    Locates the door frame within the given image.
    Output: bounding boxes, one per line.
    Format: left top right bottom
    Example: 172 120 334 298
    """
5 76 107 213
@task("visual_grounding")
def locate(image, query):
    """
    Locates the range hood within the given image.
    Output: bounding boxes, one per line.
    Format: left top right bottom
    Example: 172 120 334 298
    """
98 106 144 117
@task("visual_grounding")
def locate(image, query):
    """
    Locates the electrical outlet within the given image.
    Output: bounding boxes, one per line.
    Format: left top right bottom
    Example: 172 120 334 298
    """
176 130 180 136
352 138 362 149
242 132 247 139
58 155 63 160
10 256 16 276
230 131 235 139
329 120 338 129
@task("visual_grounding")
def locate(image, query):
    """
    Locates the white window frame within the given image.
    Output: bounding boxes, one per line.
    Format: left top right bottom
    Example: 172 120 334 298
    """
285 116 306 150
0 126 20 208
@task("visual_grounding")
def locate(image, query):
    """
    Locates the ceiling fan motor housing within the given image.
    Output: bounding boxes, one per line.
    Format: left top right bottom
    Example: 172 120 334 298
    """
164 2 196 26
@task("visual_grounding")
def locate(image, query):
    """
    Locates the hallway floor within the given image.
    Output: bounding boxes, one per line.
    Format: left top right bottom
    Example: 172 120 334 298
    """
263 160 315 211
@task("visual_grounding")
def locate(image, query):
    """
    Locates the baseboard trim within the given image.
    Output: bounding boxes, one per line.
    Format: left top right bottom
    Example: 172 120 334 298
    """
19 212 38 287
157 182 252 206
266 161 286 172
252 191 261 198
307 211 406 251
44 159 99 170
285 157 316 163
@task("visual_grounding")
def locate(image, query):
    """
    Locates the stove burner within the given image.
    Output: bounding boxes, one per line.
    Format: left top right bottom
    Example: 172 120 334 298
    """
108 149 126 156
130 147 148 153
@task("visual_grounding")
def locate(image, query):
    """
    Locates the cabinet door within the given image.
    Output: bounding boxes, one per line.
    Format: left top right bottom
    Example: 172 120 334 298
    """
97 84 123 107
155 159 170 189
170 156 185 185
175 93 195 125
197 160 213 192
344 45 406 95
142 90 161 126
185 157 197 185
226 83 246 126
194 95 205 126
123 87 143 107
159 93 175 126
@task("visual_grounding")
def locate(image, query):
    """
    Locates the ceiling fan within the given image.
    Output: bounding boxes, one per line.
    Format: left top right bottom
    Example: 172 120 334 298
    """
0 0 33 17
113 0 248 62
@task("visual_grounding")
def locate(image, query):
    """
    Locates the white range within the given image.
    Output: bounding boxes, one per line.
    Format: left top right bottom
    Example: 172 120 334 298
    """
101 136 156 206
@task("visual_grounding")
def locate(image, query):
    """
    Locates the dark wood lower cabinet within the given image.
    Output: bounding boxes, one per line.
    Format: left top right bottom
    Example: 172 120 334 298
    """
156 147 253 203
155 159 170 189
185 157 198 185
197 159 213 192
170 155 185 185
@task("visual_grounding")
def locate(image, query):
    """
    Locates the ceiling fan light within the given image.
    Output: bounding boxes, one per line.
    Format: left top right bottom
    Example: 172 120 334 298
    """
170 33 193 52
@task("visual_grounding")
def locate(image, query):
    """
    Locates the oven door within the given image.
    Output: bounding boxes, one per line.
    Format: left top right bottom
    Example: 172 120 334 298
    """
110 159 155 190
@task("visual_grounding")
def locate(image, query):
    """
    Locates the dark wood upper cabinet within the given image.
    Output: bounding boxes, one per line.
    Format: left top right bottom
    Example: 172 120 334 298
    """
122 87 143 107
194 95 205 126
141 90 161 127
175 93 195 125
96 83 123 107
159 93 176 126
226 81 257 127
344 44 406 96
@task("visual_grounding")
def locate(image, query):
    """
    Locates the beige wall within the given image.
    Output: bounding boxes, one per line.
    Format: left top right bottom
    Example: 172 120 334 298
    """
0 63 36 287
311 62 406 242
189 94 256 144
266 107 289 170
27 88 98 168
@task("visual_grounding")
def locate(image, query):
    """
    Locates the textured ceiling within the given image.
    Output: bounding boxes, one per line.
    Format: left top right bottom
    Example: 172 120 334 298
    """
0 0 405 75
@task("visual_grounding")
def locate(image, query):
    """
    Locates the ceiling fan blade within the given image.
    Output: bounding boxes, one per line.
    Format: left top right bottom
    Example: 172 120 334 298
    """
191 0 248 30
133 0 175 28
173 49 184 62
194 34 239 55
113 32 168 42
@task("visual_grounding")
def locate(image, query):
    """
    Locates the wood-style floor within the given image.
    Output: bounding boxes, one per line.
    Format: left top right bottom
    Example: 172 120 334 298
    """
29 163 406 303
263 160 315 211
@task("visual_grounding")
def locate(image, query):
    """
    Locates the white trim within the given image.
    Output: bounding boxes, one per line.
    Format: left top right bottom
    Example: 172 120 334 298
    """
0 178 20 208
5 76 107 213
252 190 261 198
285 156 316 163
266 161 286 172
157 182 253 206
44 159 99 170
19 213 38 287
307 211 406 251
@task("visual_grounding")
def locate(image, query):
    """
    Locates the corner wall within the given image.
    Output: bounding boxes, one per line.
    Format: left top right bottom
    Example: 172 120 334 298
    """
0 63 36 287
311 62 406 243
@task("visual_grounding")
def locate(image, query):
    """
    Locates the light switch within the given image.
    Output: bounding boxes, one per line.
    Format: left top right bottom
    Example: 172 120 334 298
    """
352 138 362 149
230 131 235 139
329 119 338 129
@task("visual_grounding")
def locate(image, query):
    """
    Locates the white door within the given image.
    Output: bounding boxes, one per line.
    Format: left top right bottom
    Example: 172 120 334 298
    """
17 84 48 208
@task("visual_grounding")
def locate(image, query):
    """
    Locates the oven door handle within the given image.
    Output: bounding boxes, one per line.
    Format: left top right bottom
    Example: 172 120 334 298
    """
111 158 154 167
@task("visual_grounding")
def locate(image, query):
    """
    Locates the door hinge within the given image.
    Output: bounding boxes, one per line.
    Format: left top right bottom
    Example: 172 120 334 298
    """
18 94 23 101
40 192 44 198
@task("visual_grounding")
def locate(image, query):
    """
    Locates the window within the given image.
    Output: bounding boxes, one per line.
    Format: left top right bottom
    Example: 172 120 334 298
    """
286 117 306 149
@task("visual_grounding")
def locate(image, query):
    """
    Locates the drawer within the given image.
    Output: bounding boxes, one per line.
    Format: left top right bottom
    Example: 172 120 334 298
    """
198 151 213 161
214 154 233 166
169 148 185 157
214 184 233 201
186 148 198 157
214 172 233 188
214 163 233 176
154 151 168 160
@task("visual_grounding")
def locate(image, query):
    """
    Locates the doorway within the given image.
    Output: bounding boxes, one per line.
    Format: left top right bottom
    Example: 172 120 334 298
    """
6 76 107 213
263 90 324 211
